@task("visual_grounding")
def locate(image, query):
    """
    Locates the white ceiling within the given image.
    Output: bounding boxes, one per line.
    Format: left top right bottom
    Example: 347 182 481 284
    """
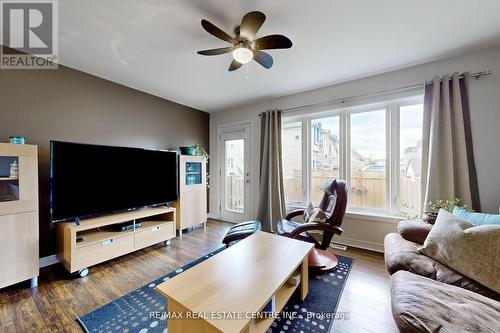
59 0 500 112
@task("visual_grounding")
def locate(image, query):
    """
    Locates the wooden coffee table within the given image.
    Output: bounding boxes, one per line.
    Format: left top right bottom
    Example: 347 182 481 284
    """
155 231 313 333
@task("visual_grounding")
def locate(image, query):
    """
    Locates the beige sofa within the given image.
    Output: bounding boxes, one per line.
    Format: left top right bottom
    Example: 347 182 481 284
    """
384 220 500 332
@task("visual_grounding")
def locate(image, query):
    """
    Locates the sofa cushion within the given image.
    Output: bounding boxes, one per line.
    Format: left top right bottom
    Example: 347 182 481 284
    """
384 233 500 300
453 206 500 225
391 271 500 333
398 220 433 245
420 210 500 293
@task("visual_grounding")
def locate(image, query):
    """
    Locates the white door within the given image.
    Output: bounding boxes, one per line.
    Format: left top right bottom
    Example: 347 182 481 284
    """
219 124 251 222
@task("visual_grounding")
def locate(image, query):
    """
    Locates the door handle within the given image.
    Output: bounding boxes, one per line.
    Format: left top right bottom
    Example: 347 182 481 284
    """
102 239 114 246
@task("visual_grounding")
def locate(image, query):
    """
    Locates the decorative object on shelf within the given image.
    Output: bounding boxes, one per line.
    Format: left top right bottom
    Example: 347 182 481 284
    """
179 146 195 155
423 198 468 224
192 144 210 188
9 136 25 144
192 144 209 160
180 144 209 158
9 159 19 178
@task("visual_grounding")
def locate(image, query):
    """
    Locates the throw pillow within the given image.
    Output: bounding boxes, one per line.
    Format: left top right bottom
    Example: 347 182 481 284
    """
303 202 328 223
419 209 500 293
302 202 315 222
308 207 328 223
453 206 500 226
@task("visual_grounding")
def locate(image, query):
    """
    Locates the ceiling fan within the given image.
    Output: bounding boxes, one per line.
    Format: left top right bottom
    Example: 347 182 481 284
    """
197 11 292 71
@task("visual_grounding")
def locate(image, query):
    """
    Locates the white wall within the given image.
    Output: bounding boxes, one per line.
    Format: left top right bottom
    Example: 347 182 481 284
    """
210 46 500 251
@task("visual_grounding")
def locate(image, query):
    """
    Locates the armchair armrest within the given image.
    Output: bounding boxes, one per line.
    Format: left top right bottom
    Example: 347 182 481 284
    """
285 209 305 220
398 220 433 245
290 222 344 238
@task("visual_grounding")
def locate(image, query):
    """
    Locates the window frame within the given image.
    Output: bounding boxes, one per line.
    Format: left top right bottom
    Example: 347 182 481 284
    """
282 95 423 217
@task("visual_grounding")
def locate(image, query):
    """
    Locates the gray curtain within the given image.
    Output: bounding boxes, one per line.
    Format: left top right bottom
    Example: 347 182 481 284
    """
421 72 480 211
257 110 286 232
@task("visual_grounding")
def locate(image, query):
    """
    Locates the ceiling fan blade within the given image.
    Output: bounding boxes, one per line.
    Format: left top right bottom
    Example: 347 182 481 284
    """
253 50 273 69
201 19 236 43
228 59 243 72
253 34 292 50
197 47 234 56
240 11 266 41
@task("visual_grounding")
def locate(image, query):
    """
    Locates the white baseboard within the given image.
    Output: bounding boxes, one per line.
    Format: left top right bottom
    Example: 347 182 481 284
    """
333 236 384 253
39 254 59 268
207 213 220 220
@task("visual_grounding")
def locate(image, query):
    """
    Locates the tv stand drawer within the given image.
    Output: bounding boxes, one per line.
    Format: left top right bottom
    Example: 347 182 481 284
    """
135 221 175 250
75 233 134 270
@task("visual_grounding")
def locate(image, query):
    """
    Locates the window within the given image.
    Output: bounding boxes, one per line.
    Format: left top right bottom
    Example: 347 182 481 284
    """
281 97 424 217
281 121 303 204
311 116 340 203
349 110 386 211
224 140 244 212
399 104 424 218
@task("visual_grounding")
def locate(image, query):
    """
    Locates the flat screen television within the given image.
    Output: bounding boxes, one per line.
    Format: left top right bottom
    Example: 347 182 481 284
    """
50 141 178 222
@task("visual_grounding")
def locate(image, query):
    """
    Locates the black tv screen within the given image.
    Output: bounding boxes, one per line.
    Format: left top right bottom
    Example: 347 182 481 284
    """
50 141 178 222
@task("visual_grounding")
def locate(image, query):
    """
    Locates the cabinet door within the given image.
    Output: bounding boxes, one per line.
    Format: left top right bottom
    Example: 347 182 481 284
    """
0 211 39 288
180 190 207 229
0 144 38 216
179 155 206 192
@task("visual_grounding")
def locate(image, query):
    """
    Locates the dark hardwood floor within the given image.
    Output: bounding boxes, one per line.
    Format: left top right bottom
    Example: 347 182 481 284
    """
0 220 397 333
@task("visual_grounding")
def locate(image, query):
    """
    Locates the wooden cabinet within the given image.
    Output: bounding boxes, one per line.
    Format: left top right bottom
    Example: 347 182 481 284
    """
172 155 207 237
0 143 39 289
57 207 176 274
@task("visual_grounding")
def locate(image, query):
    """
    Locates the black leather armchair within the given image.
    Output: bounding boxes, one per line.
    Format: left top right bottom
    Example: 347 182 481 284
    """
277 179 347 270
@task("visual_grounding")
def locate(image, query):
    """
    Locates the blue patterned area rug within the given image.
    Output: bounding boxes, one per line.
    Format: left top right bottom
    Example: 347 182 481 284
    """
78 248 353 333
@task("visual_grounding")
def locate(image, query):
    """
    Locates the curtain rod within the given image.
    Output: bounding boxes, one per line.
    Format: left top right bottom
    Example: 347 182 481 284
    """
260 70 492 115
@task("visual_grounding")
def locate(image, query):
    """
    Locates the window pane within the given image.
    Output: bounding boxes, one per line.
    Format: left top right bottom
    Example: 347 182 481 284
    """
224 139 244 213
350 110 386 210
399 104 424 218
311 117 340 204
282 121 303 204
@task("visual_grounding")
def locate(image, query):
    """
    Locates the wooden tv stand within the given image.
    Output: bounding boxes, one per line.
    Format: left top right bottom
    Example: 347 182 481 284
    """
57 206 176 276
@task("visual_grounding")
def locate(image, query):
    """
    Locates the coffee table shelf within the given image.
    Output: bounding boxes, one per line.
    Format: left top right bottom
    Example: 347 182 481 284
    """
250 273 300 332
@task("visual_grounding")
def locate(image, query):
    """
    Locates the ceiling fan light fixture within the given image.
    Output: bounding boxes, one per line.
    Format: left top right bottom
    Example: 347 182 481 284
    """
198 11 292 71
232 46 253 64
